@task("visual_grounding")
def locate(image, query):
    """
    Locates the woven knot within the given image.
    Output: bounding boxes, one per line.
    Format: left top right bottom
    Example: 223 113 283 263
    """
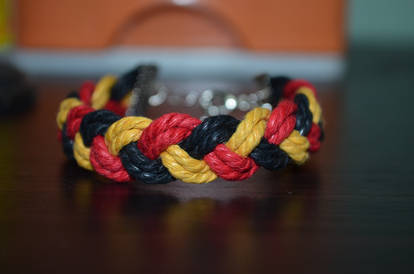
265 100 297 145
79 81 95 105
56 69 324 184
138 113 201 160
283 79 316 100
204 144 258 180
90 135 131 182
66 105 94 139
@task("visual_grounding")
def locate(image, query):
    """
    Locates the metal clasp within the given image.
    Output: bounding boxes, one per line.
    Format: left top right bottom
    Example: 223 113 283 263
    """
198 76 272 116
127 66 273 118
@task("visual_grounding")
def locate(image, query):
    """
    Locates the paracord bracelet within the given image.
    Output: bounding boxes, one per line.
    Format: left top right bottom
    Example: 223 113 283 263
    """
57 65 324 184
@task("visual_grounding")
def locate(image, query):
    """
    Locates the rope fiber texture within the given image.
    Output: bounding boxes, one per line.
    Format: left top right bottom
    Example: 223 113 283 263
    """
57 67 324 184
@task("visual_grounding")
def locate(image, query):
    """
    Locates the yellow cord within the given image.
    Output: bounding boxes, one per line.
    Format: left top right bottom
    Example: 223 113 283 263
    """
91 75 117 109
279 130 310 164
73 133 93 170
57 98 82 130
105 116 152 155
297 87 322 124
226 107 270 156
160 145 217 183
121 91 133 109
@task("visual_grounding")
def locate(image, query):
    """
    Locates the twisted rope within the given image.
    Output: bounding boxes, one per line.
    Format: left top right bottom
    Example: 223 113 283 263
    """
57 67 324 184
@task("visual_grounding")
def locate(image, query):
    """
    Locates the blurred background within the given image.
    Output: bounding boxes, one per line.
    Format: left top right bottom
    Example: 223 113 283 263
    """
0 0 413 77
1 0 413 81
1 0 413 114
1 0 346 80
1 1 414 274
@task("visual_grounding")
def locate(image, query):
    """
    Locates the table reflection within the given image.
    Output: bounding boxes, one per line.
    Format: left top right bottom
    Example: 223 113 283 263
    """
59 160 322 273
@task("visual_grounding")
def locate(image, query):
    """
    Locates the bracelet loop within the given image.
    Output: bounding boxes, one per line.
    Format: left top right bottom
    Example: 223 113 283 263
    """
57 65 324 184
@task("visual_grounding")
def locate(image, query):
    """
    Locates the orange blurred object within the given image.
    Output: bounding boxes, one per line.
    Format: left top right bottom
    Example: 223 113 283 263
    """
17 0 344 52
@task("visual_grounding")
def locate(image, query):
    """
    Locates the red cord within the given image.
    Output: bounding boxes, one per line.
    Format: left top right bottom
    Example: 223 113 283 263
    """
284 79 316 100
265 100 297 145
138 113 201 160
204 144 258 180
66 105 94 139
79 81 95 105
90 135 131 182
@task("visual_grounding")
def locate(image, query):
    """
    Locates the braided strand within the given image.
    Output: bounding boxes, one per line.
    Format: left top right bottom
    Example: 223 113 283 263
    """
56 69 324 184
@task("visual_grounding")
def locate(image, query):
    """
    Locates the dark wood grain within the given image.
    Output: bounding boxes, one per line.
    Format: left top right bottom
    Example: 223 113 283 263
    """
1 49 414 274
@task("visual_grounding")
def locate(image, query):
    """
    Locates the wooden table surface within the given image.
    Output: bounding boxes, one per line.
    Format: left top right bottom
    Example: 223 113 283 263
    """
1 49 414 274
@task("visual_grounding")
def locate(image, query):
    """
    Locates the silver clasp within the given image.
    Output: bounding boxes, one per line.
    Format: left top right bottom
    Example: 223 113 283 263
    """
127 65 273 117
198 83 272 116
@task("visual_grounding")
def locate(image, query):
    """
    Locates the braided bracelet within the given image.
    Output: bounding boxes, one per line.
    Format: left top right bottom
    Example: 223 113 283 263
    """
57 65 324 184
